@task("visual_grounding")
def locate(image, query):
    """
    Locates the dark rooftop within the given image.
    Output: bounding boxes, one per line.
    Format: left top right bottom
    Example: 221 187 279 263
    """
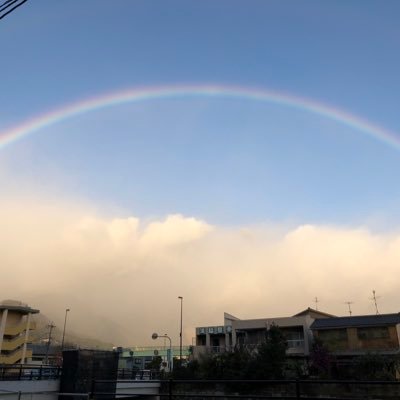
311 313 400 330
0 300 39 315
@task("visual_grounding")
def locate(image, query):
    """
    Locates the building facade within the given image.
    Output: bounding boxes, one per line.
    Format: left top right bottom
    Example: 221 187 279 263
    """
117 346 192 371
193 308 334 359
310 313 400 355
0 300 39 364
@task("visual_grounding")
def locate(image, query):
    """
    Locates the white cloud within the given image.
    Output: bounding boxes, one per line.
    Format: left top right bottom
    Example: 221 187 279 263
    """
0 193 399 346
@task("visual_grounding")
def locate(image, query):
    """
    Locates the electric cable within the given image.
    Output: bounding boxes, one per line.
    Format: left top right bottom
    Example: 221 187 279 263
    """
0 0 29 21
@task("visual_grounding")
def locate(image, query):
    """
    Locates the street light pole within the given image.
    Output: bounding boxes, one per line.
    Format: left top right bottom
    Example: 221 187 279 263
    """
152 333 173 372
61 308 70 351
178 296 183 364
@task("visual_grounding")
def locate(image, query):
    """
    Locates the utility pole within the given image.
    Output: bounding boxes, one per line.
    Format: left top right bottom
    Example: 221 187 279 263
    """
45 323 56 364
61 308 70 351
178 296 183 366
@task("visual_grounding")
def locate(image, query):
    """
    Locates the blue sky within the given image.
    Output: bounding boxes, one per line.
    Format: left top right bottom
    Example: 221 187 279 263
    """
1 1 400 342
1 0 400 226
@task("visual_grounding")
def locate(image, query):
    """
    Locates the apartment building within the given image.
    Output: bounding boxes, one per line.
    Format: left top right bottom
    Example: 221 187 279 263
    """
193 308 334 359
0 300 39 364
311 313 400 355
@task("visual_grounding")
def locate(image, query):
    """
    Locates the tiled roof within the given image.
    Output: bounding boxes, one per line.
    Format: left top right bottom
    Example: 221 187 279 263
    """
310 313 400 330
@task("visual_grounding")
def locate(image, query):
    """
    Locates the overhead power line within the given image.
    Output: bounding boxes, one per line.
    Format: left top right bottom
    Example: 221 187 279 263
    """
0 0 29 21
0 0 17 9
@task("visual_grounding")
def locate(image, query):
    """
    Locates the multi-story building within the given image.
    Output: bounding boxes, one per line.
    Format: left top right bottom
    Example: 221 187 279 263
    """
0 300 39 364
193 308 334 359
310 313 400 356
117 346 192 371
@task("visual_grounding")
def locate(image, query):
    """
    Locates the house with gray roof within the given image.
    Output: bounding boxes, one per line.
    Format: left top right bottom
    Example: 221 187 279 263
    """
310 313 400 355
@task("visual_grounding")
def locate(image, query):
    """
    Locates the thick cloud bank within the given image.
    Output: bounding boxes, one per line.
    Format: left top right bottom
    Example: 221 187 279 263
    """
0 196 399 346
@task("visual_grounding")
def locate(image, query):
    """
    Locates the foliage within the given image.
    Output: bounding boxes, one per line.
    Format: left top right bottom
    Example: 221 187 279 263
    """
172 360 200 379
178 325 288 380
250 324 288 379
170 329 400 382
353 353 400 381
309 338 332 378
196 347 252 379
146 355 163 371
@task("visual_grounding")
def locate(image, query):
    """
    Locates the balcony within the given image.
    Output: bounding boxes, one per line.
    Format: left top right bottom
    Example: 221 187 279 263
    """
4 321 36 336
286 339 305 354
0 348 32 364
1 334 26 351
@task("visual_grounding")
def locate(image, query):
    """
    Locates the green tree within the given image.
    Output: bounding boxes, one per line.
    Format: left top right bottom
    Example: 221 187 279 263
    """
309 338 332 378
251 325 288 379
353 353 400 381
146 355 163 371
172 359 200 379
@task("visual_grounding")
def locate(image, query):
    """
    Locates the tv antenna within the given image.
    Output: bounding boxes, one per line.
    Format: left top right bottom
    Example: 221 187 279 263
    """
314 297 319 311
370 290 380 315
344 301 354 316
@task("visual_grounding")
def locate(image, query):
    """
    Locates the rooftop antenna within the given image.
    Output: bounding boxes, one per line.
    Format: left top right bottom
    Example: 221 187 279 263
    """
344 301 354 316
314 297 319 311
370 290 380 315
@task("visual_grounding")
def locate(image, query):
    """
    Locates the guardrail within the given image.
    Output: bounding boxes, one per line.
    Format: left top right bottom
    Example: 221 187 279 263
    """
91 378 400 400
0 366 161 382
0 365 61 381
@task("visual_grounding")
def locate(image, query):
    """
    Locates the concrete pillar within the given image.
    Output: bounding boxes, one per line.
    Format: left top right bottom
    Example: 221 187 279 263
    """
225 333 230 350
347 328 358 350
231 328 237 347
395 324 400 347
0 309 9 354
303 325 310 355
21 313 32 364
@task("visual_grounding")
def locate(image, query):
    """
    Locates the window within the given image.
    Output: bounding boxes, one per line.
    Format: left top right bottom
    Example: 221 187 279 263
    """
357 327 390 340
319 329 347 342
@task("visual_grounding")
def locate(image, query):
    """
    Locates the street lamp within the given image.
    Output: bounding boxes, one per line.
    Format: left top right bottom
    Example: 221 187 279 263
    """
61 308 70 351
152 333 173 372
178 296 183 364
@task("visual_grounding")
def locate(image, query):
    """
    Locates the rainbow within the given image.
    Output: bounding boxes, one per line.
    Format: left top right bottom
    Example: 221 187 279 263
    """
1 84 399 151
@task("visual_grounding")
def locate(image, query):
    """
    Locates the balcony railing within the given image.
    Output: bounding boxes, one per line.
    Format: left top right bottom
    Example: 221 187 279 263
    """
0 348 33 364
4 322 36 336
1 335 26 351
287 339 305 349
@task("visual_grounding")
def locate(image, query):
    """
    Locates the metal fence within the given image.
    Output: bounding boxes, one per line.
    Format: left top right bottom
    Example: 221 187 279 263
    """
91 378 400 400
0 365 61 381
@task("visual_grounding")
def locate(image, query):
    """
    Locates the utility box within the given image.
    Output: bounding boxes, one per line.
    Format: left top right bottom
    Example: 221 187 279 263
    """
60 349 119 400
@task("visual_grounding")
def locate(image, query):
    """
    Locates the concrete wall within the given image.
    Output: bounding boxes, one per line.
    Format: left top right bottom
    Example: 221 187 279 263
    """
0 380 59 400
4 313 23 327
116 381 160 397
0 380 160 400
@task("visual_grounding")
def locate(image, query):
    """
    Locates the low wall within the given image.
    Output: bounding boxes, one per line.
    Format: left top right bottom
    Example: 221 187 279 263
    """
116 381 160 398
0 380 59 400
0 379 161 400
